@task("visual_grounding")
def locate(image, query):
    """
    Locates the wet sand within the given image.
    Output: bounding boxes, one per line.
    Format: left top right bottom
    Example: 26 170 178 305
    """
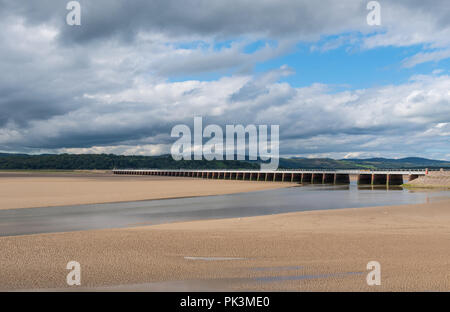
0 171 291 210
1 199 449 291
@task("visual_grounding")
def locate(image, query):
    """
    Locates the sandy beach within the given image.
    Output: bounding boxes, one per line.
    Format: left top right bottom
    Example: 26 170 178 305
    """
0 171 290 210
1 197 449 291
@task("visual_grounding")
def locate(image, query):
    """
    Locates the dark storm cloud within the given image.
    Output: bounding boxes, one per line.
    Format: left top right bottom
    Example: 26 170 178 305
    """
0 0 449 158
41 0 366 43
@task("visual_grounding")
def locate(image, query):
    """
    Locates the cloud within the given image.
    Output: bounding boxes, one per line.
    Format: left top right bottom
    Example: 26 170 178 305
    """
1 62 449 158
3 1 449 49
0 0 449 159
402 49 450 68
58 144 170 156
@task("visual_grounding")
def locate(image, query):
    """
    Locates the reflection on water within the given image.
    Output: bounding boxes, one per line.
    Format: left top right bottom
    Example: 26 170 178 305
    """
251 266 303 272
184 256 245 261
254 271 364 282
0 183 449 236
357 185 404 191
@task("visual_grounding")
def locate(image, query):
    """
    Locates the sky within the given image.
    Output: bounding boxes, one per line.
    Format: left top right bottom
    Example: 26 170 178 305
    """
0 0 449 160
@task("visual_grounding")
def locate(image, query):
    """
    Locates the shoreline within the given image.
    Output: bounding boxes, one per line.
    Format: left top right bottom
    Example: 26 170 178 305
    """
1 198 449 291
403 184 450 190
403 171 450 189
0 186 298 212
0 172 293 210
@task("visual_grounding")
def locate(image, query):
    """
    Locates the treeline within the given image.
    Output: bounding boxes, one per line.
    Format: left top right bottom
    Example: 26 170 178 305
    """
1 153 449 170
0 154 259 170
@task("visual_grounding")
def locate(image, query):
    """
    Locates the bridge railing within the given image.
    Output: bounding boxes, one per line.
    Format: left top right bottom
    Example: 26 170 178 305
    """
112 168 430 174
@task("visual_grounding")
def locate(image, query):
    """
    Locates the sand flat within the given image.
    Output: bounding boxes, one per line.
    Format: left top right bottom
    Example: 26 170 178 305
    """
0 172 291 210
0 199 449 291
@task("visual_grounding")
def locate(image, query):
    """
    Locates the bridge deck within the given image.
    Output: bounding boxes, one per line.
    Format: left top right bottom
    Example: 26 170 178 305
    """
113 169 427 175
112 169 428 186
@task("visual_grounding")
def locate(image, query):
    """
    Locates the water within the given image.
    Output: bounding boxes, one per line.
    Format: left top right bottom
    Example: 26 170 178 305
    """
0 183 448 236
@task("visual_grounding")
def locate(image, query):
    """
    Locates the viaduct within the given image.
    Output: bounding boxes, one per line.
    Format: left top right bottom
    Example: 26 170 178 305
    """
112 169 426 186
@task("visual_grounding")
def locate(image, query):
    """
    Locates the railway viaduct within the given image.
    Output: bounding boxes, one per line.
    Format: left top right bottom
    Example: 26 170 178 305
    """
112 169 426 186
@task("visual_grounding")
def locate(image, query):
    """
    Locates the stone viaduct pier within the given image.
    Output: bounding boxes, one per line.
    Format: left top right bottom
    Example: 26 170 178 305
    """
112 169 427 186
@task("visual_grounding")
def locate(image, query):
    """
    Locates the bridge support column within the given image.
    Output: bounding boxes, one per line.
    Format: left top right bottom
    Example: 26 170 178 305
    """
265 172 274 181
292 173 301 183
357 174 372 185
312 173 323 184
274 172 283 181
283 173 292 182
387 174 403 186
323 173 334 184
302 173 312 183
372 174 387 185
334 174 350 184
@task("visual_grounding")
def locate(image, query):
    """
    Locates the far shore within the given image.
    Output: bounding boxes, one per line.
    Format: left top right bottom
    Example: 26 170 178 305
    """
0 171 293 210
403 184 450 189
403 170 450 189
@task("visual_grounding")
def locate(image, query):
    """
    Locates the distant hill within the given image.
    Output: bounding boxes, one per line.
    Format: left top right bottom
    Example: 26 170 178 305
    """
341 157 450 169
0 153 448 170
0 153 259 170
0 153 27 157
278 157 352 169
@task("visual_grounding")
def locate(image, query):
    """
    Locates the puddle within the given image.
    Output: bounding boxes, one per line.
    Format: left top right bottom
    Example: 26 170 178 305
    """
251 265 303 271
184 256 246 261
254 271 364 282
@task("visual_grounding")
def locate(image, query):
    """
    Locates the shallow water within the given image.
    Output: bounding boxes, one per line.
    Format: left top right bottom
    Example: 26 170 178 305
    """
0 183 448 236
